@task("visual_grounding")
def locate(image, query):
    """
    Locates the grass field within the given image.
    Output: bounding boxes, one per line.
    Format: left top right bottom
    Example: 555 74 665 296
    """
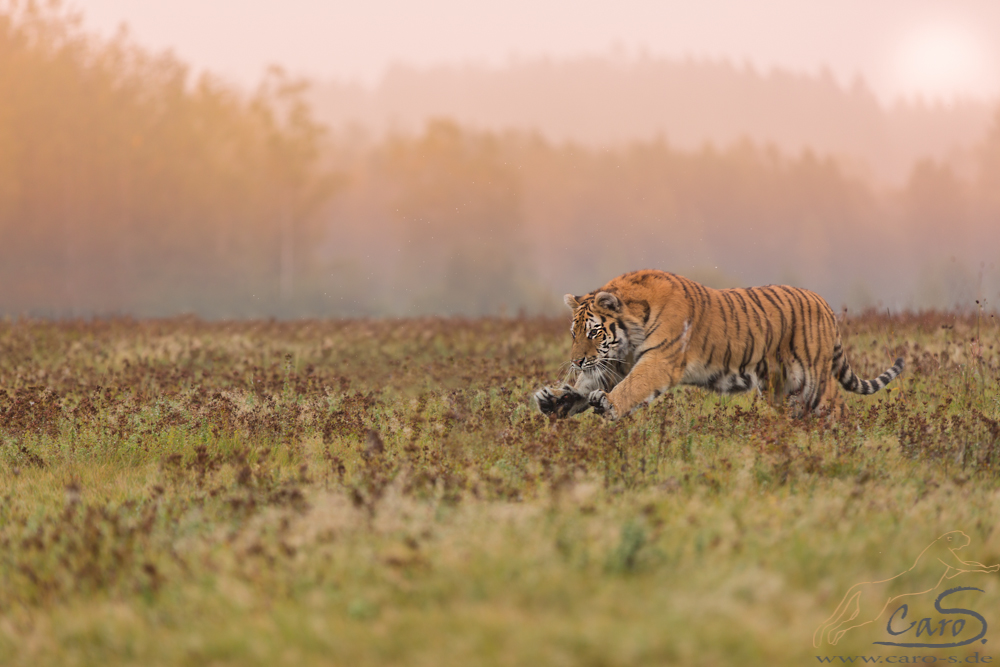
1 311 999 666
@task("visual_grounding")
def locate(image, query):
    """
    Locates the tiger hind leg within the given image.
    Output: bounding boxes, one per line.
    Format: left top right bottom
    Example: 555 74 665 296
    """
814 374 847 420
791 367 846 420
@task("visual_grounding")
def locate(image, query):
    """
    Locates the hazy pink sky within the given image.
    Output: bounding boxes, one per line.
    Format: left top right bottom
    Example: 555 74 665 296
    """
70 0 1000 103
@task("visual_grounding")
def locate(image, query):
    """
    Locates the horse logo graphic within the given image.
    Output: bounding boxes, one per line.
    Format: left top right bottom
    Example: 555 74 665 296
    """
814 531 999 647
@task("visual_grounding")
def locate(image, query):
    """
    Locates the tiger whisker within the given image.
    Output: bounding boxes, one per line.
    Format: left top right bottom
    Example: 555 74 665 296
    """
595 359 624 383
596 359 623 373
591 359 625 392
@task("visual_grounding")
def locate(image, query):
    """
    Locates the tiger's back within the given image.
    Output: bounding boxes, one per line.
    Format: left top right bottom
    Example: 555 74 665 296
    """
535 270 904 420
677 280 854 414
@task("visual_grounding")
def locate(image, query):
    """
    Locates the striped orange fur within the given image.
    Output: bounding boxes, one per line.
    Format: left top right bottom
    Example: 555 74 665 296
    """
534 270 904 420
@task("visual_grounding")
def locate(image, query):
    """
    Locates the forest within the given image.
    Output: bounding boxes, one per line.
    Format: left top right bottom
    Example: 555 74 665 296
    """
1 3 999 318
311 55 996 185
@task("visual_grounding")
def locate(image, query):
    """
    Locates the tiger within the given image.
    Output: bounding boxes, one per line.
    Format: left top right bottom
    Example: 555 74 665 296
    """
534 270 904 421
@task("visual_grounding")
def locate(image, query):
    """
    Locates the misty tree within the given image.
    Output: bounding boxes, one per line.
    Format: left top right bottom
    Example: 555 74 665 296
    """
253 67 341 306
384 120 542 315
0 3 340 316
977 108 1000 220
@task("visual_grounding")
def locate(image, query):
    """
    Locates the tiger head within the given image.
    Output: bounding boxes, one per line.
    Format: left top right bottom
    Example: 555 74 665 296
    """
564 291 630 385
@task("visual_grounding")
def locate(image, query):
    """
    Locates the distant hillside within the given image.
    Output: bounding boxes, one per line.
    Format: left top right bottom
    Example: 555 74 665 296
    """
311 56 996 185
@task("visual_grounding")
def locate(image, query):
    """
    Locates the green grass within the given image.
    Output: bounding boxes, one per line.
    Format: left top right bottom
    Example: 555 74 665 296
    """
1 312 999 666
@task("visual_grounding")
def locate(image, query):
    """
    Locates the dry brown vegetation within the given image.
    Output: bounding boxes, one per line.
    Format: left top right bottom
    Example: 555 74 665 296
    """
1 311 999 665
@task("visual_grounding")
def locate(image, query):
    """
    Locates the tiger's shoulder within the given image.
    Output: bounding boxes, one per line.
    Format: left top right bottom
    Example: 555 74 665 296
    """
592 269 712 316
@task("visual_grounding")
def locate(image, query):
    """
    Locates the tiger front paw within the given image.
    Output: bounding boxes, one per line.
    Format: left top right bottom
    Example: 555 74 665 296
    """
588 390 618 420
534 385 589 418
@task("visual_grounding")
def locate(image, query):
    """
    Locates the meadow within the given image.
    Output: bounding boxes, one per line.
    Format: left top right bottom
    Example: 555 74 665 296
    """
1 311 999 666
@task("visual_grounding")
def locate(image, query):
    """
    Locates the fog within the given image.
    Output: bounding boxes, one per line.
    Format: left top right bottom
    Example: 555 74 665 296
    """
70 0 1000 102
1 3 999 318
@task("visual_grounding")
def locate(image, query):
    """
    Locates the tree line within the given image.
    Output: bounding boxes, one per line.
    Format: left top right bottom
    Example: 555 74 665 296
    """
1 3 998 318
0 2 333 317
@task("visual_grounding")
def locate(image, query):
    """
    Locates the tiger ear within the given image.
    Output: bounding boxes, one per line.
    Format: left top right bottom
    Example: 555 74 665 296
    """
595 291 621 312
563 294 580 310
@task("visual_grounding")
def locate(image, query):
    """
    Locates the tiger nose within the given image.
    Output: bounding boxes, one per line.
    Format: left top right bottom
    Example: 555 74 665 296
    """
574 357 586 367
